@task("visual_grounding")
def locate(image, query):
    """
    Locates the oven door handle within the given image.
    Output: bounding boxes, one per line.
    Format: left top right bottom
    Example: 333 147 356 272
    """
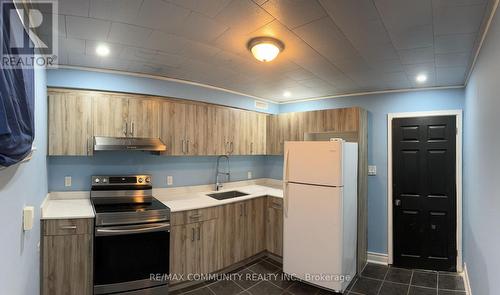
95 222 170 236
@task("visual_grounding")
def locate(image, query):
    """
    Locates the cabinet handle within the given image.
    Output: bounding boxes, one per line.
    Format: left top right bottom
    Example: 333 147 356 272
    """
197 227 200 241
59 225 77 230
191 228 195 241
182 139 185 154
250 142 253 154
230 142 234 154
130 122 135 137
240 204 243 217
189 214 201 219
124 121 128 136
186 140 190 154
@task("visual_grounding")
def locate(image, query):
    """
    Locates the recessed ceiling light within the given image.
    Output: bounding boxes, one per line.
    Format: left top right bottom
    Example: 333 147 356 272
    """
247 37 285 62
96 44 110 57
283 91 291 98
416 74 427 83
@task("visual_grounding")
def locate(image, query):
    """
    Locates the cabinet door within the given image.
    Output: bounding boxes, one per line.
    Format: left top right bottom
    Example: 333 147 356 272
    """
93 94 129 137
219 203 238 268
213 107 232 155
266 115 280 155
42 234 92 295
161 102 186 155
185 104 208 155
127 97 160 138
233 109 249 155
245 197 266 257
303 110 325 133
170 223 198 284
255 113 267 154
198 219 218 274
266 197 283 256
48 91 92 156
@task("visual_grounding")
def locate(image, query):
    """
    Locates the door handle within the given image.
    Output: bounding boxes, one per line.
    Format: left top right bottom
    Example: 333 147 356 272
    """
394 199 401 207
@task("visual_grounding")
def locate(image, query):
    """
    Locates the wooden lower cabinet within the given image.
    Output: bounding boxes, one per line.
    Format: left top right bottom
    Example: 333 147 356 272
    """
41 218 93 295
170 214 219 284
170 197 280 285
266 197 284 256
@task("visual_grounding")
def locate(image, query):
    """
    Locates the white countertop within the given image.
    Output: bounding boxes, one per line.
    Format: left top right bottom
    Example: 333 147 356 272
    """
41 198 94 220
41 179 283 219
156 185 283 212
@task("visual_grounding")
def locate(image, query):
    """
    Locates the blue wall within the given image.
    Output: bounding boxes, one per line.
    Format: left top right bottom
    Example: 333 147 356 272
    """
272 88 465 254
462 7 500 294
47 68 279 114
49 154 267 191
0 68 47 294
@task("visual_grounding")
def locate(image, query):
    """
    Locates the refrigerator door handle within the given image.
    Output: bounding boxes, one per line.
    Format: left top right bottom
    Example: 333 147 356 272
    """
284 149 290 217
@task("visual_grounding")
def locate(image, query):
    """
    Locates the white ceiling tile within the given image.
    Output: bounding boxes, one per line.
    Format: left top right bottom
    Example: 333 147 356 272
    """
375 0 433 27
261 0 326 29
293 17 360 63
65 16 111 40
404 62 436 86
399 47 435 65
107 23 153 47
181 41 222 61
436 53 470 67
284 68 316 81
214 0 274 34
435 33 476 54
174 12 228 42
134 0 190 32
433 3 487 35
367 59 405 73
169 0 233 18
59 0 90 17
89 0 141 22
39 13 66 37
433 0 488 7
386 25 434 50
144 31 188 54
436 66 467 85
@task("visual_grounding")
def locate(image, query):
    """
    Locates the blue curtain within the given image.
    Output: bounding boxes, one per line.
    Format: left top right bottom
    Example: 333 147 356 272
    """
0 0 35 167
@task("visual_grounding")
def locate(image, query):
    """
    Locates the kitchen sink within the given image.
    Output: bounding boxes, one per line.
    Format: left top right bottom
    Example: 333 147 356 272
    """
207 190 249 200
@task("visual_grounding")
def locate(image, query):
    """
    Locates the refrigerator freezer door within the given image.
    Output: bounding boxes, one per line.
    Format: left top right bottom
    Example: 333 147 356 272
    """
284 141 342 187
283 182 344 291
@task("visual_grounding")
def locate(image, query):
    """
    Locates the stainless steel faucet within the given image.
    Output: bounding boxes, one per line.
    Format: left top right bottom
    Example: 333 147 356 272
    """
215 155 230 191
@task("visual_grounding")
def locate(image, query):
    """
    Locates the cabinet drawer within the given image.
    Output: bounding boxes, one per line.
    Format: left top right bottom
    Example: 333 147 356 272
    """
267 197 283 209
42 218 93 236
171 207 218 225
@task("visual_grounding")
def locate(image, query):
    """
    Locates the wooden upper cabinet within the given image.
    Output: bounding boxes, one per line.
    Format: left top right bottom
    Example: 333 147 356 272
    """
127 97 160 138
266 115 281 155
323 108 359 132
92 94 129 138
161 102 208 156
48 91 93 156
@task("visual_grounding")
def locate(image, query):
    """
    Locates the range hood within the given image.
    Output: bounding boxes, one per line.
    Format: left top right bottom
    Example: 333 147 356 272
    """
93 136 167 152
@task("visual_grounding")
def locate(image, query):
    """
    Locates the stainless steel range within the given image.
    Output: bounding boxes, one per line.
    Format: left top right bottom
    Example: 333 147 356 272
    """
91 175 170 295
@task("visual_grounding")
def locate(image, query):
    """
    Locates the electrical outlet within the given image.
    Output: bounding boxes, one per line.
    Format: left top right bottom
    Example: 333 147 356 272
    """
64 176 72 187
247 171 252 179
368 165 377 176
167 176 173 186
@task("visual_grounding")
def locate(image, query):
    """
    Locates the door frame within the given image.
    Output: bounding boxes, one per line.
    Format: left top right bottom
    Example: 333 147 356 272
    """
387 110 463 272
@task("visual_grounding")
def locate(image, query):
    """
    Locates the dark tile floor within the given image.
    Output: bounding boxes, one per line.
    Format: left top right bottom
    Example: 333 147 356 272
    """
171 258 466 295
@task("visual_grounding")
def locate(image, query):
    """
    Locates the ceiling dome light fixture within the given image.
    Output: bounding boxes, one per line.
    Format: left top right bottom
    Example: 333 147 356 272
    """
247 37 285 62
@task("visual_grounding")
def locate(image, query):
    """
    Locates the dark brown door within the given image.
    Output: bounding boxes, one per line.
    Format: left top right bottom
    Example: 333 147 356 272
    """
392 116 456 271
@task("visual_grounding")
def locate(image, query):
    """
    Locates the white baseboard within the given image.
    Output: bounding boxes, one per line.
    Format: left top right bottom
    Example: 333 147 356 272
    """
463 263 472 295
367 252 389 265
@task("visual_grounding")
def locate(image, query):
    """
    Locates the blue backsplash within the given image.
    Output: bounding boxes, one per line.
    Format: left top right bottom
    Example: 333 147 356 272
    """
48 152 273 191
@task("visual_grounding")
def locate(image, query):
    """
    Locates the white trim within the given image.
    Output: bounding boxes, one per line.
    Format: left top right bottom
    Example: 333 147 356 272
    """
465 0 500 85
367 252 389 265
463 262 472 295
278 86 464 104
387 110 463 272
52 66 277 104
52 66 466 105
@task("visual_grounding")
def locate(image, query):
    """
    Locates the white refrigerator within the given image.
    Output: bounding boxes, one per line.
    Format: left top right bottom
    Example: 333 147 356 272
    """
283 140 358 293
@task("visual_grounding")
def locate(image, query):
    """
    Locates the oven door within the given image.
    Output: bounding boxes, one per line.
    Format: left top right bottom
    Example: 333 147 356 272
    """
94 222 170 294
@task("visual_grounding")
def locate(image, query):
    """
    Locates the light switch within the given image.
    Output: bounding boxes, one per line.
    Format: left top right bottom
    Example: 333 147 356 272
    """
23 206 34 231
64 176 72 187
247 171 252 179
167 176 173 185
368 165 377 176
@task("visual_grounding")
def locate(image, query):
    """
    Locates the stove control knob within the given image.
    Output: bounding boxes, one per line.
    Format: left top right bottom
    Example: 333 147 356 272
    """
102 178 107 183
94 178 100 183
145 177 151 183
138 178 144 183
